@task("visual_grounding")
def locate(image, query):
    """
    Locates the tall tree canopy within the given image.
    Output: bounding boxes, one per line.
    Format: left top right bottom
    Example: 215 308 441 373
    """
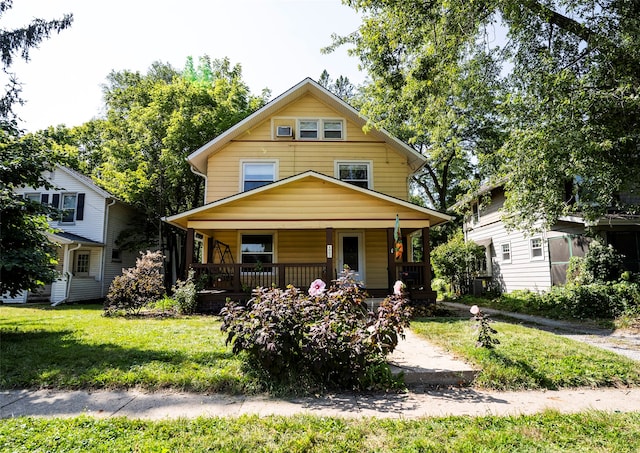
55 56 269 274
335 0 639 230
0 1 72 295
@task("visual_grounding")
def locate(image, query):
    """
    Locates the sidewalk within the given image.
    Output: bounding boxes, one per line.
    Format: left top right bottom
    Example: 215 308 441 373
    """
3 387 640 420
2 328 640 420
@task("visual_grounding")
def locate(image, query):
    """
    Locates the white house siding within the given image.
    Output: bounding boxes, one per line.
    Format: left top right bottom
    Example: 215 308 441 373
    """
14 167 106 243
465 190 552 293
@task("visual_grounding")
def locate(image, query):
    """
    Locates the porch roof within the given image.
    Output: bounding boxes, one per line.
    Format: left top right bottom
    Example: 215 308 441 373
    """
47 231 104 246
164 171 452 231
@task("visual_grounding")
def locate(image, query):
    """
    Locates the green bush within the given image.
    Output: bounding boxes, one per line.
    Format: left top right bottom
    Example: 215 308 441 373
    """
497 281 640 320
172 269 198 314
431 232 486 295
583 240 624 283
220 268 411 390
104 250 165 315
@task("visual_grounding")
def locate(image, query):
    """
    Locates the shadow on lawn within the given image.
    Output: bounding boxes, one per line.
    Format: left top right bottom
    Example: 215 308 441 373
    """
0 328 233 390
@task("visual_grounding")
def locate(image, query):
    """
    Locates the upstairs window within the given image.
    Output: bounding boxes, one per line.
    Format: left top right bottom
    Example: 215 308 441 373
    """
336 161 371 189
323 120 343 139
25 193 41 203
242 162 276 191
299 120 318 139
471 202 479 225
61 193 77 223
297 119 344 140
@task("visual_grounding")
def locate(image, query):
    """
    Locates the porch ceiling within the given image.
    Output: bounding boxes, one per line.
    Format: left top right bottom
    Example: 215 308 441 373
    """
165 171 452 231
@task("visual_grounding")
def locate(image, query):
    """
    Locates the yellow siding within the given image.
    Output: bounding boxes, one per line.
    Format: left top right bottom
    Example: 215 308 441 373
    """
205 228 390 289
206 93 411 202
365 229 389 287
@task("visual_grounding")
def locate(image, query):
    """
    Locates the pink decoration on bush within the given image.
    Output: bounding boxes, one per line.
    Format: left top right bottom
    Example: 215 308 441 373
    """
393 280 405 296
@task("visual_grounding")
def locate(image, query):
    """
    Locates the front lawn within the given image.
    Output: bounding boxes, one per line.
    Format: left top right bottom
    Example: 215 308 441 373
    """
411 318 640 390
2 412 640 452
0 304 254 393
2 304 639 393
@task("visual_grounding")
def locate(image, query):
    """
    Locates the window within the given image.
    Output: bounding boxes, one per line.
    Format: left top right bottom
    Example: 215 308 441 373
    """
299 120 318 139
323 120 343 139
501 243 511 263
242 162 276 191
74 252 90 276
61 193 77 223
241 234 273 272
471 203 479 225
336 161 371 189
25 193 41 203
111 249 122 263
530 237 544 260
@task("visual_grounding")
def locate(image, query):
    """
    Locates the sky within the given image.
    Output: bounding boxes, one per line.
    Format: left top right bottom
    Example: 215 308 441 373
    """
4 0 366 132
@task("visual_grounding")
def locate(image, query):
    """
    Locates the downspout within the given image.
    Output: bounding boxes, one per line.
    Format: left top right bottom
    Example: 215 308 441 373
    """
51 242 81 306
190 165 207 205
101 199 117 298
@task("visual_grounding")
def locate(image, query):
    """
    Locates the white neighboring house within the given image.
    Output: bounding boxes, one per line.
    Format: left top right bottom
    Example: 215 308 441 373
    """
455 183 639 294
2 165 138 305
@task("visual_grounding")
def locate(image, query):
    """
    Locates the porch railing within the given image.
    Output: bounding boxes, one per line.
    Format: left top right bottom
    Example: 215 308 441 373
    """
191 263 328 293
396 262 428 289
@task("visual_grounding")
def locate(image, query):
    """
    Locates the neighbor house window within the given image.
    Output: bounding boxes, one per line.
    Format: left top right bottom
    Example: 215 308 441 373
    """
241 234 273 272
471 202 479 225
111 248 122 263
530 237 544 260
242 161 276 191
74 252 90 276
298 120 318 139
501 243 511 263
61 193 77 223
336 161 371 189
323 120 343 139
25 193 41 203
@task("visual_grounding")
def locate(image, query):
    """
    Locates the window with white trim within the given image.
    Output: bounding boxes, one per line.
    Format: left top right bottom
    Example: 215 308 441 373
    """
241 234 273 272
25 193 41 203
336 161 371 189
74 252 90 276
501 243 511 263
297 119 344 140
471 202 479 225
242 161 276 191
61 193 77 223
323 120 343 139
299 120 318 139
530 237 544 260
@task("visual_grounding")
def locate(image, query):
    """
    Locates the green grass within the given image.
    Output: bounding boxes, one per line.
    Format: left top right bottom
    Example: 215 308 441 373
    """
3 304 640 393
411 318 640 390
0 304 255 393
1 411 639 452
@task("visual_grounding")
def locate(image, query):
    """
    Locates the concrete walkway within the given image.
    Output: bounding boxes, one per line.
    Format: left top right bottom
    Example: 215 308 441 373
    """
2 327 640 420
3 387 640 420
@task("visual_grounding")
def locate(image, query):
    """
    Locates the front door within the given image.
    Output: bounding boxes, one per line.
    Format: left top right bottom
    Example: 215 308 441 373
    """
337 232 365 282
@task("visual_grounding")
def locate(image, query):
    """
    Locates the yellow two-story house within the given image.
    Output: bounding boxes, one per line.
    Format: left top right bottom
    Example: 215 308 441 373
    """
165 78 451 310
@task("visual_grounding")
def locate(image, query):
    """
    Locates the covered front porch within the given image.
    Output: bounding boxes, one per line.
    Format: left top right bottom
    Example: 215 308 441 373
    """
164 172 452 312
185 227 435 312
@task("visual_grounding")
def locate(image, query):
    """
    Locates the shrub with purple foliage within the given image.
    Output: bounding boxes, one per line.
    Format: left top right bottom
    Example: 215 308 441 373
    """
221 268 411 390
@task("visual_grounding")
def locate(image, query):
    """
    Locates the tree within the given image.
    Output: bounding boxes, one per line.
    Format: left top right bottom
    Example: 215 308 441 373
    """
0 1 72 295
335 0 640 230
51 56 269 283
317 70 357 102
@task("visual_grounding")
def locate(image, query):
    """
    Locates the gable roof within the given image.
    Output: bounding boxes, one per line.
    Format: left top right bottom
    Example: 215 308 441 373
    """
164 170 452 230
54 165 114 199
187 77 428 174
